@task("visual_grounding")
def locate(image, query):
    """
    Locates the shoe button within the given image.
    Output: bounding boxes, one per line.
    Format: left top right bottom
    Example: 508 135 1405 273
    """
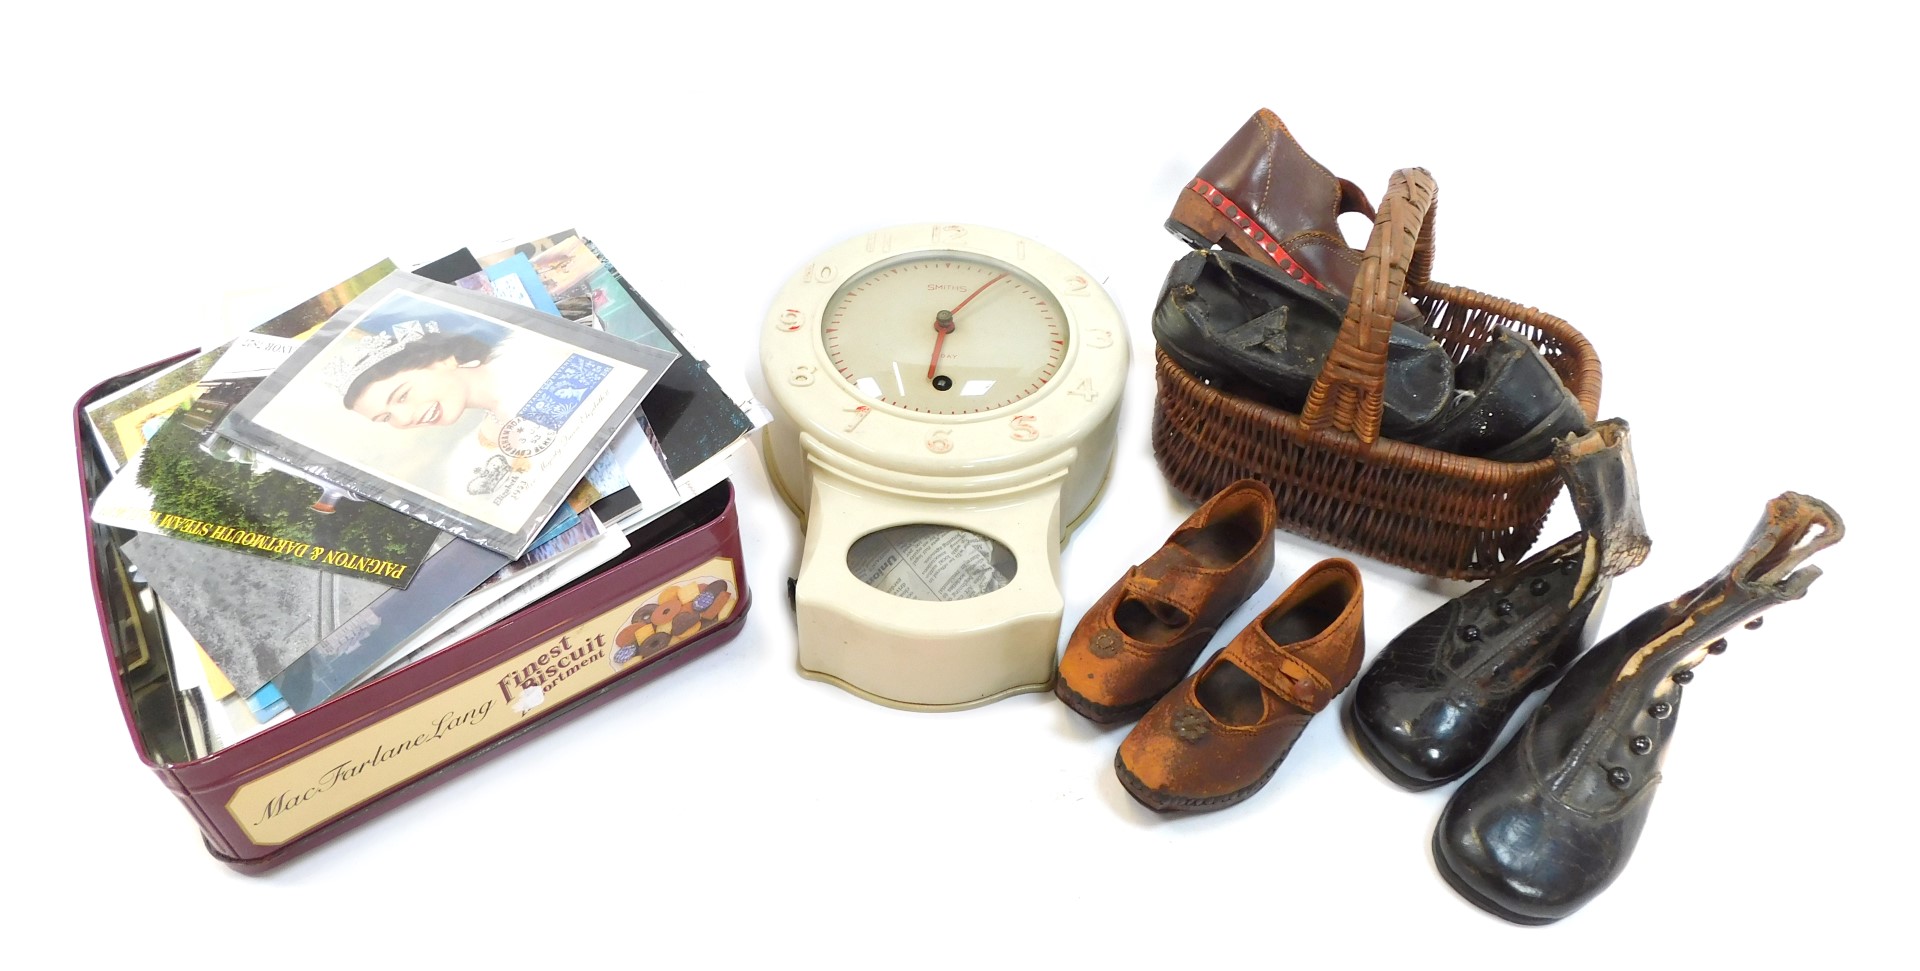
1172 705 1209 742
1649 702 1673 719
1459 624 1482 642
1529 579 1551 596
1673 669 1694 684
1707 638 1729 655
1495 600 1514 616
1630 735 1653 755
1608 767 1632 788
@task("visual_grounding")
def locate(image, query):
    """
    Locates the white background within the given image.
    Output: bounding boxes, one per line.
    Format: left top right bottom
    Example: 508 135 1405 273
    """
9 2 1906 965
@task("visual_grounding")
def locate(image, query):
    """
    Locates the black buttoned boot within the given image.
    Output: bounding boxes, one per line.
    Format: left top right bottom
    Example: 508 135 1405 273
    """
1431 492 1842 924
1347 419 1649 790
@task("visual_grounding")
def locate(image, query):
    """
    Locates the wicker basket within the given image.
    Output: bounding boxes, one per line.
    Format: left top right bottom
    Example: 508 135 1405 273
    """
1152 167 1602 580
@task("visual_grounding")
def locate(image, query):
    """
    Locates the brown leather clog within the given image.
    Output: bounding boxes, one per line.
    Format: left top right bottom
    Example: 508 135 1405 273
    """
1055 479 1276 723
1115 558 1364 812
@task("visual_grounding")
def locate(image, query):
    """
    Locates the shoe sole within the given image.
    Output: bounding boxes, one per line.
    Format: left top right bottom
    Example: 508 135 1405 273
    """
1113 746 1282 813
1429 828 1564 926
1054 678 1155 725
1153 335 1239 394
1155 332 1318 426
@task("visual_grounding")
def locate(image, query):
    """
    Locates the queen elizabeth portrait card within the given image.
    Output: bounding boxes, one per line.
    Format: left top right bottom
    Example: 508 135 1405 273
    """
219 272 678 557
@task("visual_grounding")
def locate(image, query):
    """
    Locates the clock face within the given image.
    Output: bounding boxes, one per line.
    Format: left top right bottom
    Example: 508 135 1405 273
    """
820 254 1068 415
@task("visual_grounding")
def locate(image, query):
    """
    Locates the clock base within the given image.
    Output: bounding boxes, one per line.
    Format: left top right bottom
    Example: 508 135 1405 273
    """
795 666 1053 713
792 471 1067 710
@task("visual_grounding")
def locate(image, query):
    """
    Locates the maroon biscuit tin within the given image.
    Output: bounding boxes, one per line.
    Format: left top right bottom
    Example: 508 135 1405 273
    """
77 355 752 871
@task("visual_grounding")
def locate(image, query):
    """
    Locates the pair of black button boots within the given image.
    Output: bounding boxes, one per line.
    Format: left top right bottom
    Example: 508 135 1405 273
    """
1152 248 1589 461
1344 421 1844 924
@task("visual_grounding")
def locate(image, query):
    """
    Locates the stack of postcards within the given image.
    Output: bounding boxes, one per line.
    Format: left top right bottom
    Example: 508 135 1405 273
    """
83 230 767 758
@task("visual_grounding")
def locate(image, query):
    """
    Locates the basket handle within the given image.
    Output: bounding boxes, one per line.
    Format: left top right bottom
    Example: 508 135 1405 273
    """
1298 167 1438 445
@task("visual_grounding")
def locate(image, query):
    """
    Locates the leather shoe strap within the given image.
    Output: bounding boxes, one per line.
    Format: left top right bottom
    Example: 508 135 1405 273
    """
1219 641 1336 713
1121 568 1205 627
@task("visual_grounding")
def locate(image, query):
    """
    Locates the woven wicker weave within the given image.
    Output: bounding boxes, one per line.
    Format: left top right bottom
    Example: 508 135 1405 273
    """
1152 168 1602 580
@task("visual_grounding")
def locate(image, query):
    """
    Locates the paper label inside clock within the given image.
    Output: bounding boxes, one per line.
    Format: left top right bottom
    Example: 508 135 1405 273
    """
847 525 1015 602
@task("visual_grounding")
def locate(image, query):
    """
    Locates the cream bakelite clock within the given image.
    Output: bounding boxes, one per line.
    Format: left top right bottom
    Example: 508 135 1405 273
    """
761 223 1129 711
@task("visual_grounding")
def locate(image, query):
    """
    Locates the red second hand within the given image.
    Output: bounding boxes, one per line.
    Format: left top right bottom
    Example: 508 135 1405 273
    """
927 272 1009 382
948 271 1008 317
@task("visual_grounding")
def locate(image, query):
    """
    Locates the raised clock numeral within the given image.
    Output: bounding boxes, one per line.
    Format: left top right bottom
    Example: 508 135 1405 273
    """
803 263 835 284
1009 415 1039 442
776 309 806 332
1064 275 1090 296
1068 379 1098 402
932 225 968 244
926 429 954 454
843 405 871 432
1087 328 1113 349
865 232 894 254
1015 241 1028 261
789 365 819 386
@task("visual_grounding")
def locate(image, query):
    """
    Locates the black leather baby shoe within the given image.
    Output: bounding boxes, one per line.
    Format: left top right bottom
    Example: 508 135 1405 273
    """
1347 420 1648 790
1152 249 1454 439
1432 491 1841 924
1408 325 1589 462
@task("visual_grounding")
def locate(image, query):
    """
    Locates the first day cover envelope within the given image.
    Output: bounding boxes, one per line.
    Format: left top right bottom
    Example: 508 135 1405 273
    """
220 272 678 557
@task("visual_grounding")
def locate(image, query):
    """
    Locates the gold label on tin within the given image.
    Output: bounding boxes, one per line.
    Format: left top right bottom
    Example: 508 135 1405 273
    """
227 556 739 846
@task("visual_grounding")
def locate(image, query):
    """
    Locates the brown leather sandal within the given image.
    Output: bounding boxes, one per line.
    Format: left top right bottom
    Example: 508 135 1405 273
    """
1115 558 1365 812
1056 479 1276 724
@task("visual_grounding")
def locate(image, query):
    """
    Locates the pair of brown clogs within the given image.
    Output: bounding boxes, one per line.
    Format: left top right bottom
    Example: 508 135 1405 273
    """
1056 479 1365 812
